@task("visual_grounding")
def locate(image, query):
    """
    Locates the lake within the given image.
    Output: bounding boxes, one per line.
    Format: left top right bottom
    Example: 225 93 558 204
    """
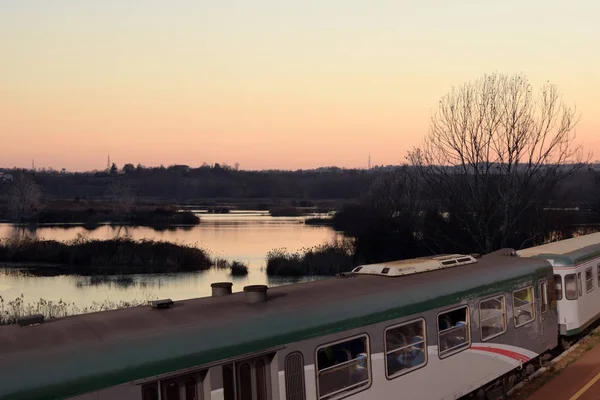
0 211 342 308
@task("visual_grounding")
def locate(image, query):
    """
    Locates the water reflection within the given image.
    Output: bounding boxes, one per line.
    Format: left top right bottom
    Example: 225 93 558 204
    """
0 212 340 308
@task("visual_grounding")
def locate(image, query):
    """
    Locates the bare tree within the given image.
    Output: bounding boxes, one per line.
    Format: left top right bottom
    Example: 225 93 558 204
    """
106 180 136 217
407 72 589 253
365 166 421 219
8 174 42 222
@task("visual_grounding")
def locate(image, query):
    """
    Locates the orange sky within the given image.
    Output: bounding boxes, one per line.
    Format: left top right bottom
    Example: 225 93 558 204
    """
1 1 599 171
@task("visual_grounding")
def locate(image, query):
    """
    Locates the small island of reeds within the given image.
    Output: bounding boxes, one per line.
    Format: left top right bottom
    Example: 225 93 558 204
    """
0 236 212 274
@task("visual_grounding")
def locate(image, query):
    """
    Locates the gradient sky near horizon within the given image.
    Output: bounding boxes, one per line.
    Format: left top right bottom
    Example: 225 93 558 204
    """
1 1 599 171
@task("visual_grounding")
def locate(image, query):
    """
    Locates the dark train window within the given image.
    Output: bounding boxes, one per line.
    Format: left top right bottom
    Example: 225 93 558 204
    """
578 272 583 297
142 383 159 400
222 356 272 400
479 295 506 341
513 287 535 327
316 334 370 399
142 372 204 400
540 281 548 314
554 275 563 300
598 265 600 287
586 268 594 293
565 274 578 300
285 352 306 400
438 306 470 358
384 318 427 378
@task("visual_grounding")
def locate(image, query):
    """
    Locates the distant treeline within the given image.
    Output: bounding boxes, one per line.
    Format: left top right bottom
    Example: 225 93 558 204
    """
0 165 377 204
1 164 598 206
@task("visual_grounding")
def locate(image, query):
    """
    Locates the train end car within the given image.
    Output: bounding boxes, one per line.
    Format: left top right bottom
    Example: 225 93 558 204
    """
517 232 600 344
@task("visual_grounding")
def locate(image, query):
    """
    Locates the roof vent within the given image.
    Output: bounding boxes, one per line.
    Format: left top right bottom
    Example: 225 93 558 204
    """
17 314 44 327
243 285 268 304
211 282 233 297
150 299 174 309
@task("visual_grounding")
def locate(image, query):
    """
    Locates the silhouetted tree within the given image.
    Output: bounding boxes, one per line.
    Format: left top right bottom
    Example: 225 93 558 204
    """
407 72 589 253
122 163 135 174
106 180 136 217
8 173 42 222
110 163 118 175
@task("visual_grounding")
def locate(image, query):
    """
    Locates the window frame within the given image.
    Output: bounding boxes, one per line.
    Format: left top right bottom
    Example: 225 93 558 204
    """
565 274 578 300
479 294 507 341
540 281 548 314
142 371 205 400
586 267 594 293
314 333 372 400
383 318 428 380
436 305 471 359
578 272 583 297
554 274 563 300
512 286 535 328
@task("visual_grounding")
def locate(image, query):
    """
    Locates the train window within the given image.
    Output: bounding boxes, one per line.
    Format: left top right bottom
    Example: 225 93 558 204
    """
316 334 370 399
586 268 594 293
565 274 578 300
142 372 204 400
285 352 306 400
221 355 272 400
578 272 583 297
540 282 548 314
554 275 563 300
164 373 203 400
438 306 470 358
598 265 600 287
142 383 159 400
513 287 535 327
479 295 506 341
384 318 427 379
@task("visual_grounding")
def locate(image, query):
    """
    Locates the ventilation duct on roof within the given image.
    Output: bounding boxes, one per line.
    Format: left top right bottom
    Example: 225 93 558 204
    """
211 282 233 297
150 299 174 309
17 314 44 327
244 285 268 304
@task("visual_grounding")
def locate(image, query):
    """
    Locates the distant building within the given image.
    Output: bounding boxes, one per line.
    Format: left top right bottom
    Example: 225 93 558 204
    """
0 172 14 182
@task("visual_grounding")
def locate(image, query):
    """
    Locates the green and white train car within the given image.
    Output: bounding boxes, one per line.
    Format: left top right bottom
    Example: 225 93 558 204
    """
518 232 600 343
0 249 557 400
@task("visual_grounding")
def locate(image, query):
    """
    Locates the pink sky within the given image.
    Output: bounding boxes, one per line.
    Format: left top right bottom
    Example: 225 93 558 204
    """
1 1 598 171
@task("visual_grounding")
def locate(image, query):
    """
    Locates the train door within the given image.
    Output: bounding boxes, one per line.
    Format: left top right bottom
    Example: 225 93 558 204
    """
538 278 548 336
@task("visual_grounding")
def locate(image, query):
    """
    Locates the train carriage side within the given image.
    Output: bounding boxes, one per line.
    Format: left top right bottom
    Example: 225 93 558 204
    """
0 252 556 400
274 253 557 400
517 233 600 342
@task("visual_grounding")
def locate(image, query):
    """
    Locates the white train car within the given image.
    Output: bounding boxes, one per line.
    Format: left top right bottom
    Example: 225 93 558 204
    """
517 232 600 346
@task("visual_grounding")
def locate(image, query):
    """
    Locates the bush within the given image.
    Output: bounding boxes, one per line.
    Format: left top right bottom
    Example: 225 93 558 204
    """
266 239 355 277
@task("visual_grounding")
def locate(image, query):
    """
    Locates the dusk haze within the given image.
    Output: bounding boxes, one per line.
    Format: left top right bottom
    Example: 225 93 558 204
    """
1 0 598 171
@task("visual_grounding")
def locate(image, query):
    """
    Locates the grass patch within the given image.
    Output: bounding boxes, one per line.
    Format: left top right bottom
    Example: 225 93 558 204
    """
0 293 155 326
211 258 248 276
266 239 355 276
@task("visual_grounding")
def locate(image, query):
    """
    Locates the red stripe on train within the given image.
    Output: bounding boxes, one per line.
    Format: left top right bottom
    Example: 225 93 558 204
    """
470 346 531 362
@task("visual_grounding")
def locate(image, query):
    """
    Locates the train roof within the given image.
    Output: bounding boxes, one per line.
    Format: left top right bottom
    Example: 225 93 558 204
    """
0 251 550 400
517 232 600 266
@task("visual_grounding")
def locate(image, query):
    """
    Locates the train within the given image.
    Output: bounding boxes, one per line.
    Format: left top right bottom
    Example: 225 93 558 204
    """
1 232 600 400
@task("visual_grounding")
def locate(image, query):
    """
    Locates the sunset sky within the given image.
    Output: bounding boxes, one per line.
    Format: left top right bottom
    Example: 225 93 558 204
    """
1 1 599 171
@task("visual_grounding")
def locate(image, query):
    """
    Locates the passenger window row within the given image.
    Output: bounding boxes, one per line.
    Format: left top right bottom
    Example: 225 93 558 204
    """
557 265 600 301
310 287 537 400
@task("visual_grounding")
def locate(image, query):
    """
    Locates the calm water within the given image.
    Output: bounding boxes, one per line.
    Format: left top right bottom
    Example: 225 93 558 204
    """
0 211 341 307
